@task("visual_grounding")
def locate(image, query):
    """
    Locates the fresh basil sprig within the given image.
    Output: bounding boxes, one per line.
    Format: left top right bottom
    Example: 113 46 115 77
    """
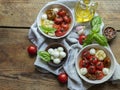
83 16 108 46
40 25 56 34
38 51 51 62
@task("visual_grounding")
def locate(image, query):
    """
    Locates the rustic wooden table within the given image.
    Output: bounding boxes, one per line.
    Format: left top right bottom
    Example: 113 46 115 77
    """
0 0 120 90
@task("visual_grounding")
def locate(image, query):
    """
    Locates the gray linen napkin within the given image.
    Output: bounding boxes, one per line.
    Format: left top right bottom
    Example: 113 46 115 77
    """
28 0 120 90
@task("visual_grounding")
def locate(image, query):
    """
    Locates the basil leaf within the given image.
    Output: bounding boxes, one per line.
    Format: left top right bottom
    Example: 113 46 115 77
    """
40 25 56 34
38 51 51 62
94 33 108 46
91 16 102 27
83 33 95 47
91 24 101 33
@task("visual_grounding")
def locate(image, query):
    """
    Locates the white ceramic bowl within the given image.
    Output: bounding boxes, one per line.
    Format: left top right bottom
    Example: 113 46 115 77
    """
75 44 116 84
37 2 75 39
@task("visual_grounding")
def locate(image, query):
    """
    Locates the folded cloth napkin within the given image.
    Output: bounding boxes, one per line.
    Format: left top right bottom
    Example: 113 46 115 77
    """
28 0 120 90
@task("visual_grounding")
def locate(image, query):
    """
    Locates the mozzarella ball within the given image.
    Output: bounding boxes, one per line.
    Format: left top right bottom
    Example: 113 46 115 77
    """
41 14 47 20
89 48 96 55
48 48 54 55
59 52 66 58
80 68 88 75
53 51 59 58
53 8 59 13
57 47 64 52
102 68 109 75
53 58 61 64
51 56 55 60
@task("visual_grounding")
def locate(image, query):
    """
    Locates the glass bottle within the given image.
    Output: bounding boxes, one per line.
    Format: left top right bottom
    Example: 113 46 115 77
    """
74 0 98 23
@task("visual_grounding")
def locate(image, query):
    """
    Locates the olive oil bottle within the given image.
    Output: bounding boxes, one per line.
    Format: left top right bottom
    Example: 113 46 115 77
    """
74 0 98 23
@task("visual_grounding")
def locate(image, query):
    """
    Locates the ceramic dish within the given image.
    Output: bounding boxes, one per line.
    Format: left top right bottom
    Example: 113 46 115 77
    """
75 44 116 84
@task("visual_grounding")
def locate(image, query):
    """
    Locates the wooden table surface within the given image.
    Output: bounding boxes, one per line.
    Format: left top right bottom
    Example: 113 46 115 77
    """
0 0 120 90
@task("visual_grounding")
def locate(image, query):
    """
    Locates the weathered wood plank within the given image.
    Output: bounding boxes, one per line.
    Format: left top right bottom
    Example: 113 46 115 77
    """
0 28 67 90
0 28 120 90
0 0 120 30
0 0 53 27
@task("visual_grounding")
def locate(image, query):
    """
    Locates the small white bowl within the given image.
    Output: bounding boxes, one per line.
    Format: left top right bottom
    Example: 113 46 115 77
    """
75 44 116 84
37 2 75 39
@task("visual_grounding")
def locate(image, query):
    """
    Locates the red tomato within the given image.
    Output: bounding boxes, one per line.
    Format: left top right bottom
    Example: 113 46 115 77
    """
78 34 86 45
63 15 71 23
82 50 91 60
79 59 89 68
58 73 68 84
61 23 69 31
96 61 104 70
57 9 66 17
55 29 66 37
95 70 104 80
27 45 37 55
89 55 98 64
54 17 63 24
88 65 96 74
53 24 61 30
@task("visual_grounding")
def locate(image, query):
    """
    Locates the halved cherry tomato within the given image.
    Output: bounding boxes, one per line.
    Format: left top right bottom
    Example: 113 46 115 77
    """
57 9 66 17
61 22 69 31
82 50 91 60
79 59 89 68
78 34 86 45
55 29 66 37
95 70 104 80
53 24 61 30
54 17 63 24
63 15 71 23
88 65 96 74
89 55 98 64
96 61 104 70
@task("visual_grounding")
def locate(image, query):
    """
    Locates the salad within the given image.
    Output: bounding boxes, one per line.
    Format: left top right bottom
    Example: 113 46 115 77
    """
79 48 111 80
40 7 71 37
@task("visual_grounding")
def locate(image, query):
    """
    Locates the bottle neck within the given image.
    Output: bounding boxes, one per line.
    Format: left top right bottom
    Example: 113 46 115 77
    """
80 0 92 6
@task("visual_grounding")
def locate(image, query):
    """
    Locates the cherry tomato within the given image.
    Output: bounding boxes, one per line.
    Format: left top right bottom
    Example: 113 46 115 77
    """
53 24 61 30
79 59 89 68
88 65 96 74
27 45 37 55
55 29 66 37
89 55 98 64
58 73 68 84
96 61 104 70
61 23 69 31
63 15 71 23
95 70 104 80
82 50 91 60
57 9 66 17
78 34 86 45
54 17 63 24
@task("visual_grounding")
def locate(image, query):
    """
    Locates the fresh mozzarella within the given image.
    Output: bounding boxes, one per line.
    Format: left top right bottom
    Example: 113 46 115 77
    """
53 8 59 13
80 68 88 75
59 52 66 58
57 47 64 52
53 58 61 64
53 51 59 58
102 68 109 75
89 48 96 55
48 48 54 54
41 14 47 20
